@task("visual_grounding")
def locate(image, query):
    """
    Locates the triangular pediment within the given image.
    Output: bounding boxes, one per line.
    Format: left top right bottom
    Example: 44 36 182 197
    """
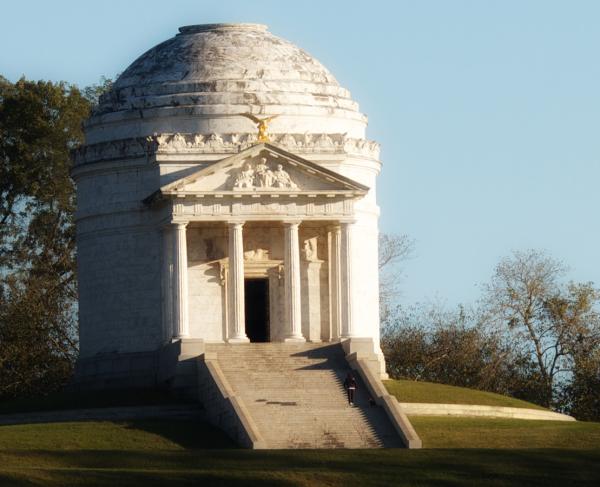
156 143 369 198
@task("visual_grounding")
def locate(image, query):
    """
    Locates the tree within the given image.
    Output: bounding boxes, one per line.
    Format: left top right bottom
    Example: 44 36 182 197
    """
549 283 600 419
0 77 91 398
82 76 113 108
381 302 543 399
483 250 600 408
378 233 414 322
563 347 600 420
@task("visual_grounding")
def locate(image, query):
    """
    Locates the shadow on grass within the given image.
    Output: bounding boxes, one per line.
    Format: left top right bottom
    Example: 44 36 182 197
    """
123 419 237 450
1 448 599 486
0 469 293 487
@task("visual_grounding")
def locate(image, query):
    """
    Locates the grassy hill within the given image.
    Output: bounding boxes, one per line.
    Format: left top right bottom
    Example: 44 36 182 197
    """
382 378 600 449
1 415 599 452
384 378 547 410
0 419 598 486
0 382 599 486
411 416 600 449
0 420 234 451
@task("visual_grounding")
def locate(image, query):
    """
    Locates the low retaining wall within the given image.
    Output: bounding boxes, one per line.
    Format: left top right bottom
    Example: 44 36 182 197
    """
399 402 575 421
70 341 182 391
197 353 266 449
343 339 422 449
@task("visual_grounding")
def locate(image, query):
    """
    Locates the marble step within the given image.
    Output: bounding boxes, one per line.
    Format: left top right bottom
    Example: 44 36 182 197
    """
199 342 402 449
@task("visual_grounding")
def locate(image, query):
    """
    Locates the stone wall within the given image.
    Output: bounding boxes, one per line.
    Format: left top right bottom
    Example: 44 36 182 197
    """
74 157 164 358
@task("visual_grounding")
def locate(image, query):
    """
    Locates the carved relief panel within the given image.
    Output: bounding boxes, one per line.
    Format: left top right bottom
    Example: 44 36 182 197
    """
232 157 298 190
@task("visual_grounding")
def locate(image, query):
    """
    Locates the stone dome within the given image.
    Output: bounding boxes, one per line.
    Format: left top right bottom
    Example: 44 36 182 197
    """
85 23 367 144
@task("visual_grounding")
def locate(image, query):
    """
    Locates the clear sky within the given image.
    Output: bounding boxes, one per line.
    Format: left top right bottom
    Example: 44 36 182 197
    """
2 0 598 306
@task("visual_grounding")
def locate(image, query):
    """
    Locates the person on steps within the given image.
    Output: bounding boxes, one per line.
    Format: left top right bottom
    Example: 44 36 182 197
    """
344 372 357 406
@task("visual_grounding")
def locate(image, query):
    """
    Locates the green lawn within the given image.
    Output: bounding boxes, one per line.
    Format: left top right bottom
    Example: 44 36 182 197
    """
385 378 548 410
1 384 598 485
410 416 600 449
0 419 598 486
0 420 234 451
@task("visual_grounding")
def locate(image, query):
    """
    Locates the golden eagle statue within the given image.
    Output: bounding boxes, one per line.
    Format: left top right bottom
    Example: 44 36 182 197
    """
239 113 279 143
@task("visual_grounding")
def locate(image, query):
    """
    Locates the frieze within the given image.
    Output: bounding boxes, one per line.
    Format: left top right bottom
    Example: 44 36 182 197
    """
175 196 352 220
73 132 380 165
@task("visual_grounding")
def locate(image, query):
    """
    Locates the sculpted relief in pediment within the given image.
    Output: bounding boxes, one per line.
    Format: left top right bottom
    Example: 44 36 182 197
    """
232 157 298 191
158 146 367 196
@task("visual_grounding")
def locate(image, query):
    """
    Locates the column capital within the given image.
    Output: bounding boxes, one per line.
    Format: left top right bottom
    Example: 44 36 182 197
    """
168 220 188 229
282 219 302 227
228 219 246 228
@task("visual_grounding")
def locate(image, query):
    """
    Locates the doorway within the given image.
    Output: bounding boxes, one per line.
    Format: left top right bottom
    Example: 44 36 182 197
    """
244 278 270 342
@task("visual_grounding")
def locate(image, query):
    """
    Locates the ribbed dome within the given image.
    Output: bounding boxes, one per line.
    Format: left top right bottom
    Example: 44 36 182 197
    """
86 23 366 144
96 23 359 116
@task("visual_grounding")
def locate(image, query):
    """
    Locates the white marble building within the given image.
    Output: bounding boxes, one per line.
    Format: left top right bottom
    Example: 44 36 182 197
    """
72 23 385 385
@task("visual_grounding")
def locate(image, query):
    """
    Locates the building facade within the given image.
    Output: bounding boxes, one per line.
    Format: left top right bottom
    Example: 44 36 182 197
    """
72 23 385 384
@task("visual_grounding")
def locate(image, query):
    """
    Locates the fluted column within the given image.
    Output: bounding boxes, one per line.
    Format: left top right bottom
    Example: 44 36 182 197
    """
228 221 249 343
162 225 174 341
172 222 189 338
284 220 305 342
328 225 342 340
340 221 357 338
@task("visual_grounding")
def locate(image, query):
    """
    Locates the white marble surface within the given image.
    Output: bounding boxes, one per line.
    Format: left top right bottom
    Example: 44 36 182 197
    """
85 23 367 144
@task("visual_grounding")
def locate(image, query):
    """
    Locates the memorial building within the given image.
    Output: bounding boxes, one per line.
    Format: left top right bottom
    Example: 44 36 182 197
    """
72 23 420 448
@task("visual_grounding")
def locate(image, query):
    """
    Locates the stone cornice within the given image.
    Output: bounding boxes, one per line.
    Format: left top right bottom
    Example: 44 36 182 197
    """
72 132 380 166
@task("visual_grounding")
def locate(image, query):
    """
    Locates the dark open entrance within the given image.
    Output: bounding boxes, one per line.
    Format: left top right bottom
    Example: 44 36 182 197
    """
244 278 270 342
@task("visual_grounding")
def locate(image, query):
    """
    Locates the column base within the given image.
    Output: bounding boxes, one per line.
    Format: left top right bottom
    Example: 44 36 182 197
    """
284 336 306 343
228 336 250 344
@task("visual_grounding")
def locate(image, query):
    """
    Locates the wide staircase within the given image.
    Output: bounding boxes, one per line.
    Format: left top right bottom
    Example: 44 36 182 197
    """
204 342 403 449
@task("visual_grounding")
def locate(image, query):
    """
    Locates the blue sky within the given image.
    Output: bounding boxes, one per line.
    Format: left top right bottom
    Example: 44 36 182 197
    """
2 0 598 306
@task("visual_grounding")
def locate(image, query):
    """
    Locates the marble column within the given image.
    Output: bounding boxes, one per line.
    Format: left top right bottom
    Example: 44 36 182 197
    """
328 225 342 340
172 222 189 338
228 221 249 343
302 260 323 342
340 221 357 338
284 220 305 342
162 225 174 341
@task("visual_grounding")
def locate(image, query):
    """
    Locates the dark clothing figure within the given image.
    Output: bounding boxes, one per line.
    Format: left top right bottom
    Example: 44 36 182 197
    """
344 373 357 405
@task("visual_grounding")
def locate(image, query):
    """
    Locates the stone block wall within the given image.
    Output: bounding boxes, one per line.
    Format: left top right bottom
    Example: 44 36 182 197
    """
74 158 165 358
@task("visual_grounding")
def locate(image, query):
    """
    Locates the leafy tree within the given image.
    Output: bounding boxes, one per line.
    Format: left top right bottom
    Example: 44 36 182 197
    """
484 250 600 408
0 77 91 398
550 284 600 419
82 76 113 108
381 303 544 400
563 348 600 420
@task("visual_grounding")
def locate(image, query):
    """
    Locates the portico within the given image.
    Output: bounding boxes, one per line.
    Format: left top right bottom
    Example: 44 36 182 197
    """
151 143 366 344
